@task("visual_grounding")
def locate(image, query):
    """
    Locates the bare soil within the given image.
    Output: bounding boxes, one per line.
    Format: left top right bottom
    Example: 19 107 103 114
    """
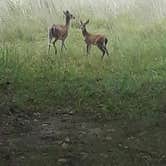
0 106 166 166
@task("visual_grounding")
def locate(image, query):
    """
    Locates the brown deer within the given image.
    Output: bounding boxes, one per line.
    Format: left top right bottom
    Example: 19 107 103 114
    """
80 20 109 59
48 10 75 54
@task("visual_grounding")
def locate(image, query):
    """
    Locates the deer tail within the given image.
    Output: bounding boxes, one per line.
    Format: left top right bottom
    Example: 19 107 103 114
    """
105 38 108 46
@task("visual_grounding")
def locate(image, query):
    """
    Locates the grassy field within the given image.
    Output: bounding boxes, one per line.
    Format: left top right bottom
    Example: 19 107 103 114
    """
0 0 166 116
0 1 166 165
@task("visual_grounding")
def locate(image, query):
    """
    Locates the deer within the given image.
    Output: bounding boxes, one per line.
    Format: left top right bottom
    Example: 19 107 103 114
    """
48 10 75 54
80 20 109 59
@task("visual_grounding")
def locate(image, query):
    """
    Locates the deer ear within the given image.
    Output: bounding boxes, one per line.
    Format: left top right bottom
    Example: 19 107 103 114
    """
85 19 89 25
63 11 66 15
80 20 83 25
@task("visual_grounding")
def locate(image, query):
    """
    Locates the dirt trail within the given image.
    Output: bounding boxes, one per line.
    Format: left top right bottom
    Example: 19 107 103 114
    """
0 108 166 166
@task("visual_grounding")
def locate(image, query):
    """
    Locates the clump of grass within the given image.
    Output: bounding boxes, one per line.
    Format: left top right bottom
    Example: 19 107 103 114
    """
0 0 166 115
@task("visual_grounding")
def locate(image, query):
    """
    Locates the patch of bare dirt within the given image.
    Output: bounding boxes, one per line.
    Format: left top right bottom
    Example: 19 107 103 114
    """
0 107 166 166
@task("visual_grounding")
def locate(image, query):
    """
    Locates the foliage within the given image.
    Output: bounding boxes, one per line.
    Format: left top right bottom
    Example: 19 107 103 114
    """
0 0 166 114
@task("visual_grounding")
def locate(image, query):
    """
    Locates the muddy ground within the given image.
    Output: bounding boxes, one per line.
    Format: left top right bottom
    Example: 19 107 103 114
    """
0 106 166 166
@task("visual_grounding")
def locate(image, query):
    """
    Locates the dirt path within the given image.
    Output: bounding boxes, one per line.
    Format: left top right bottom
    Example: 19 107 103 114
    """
0 108 166 166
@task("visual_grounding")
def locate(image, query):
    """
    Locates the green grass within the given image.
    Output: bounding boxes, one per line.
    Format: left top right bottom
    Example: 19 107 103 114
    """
0 0 166 115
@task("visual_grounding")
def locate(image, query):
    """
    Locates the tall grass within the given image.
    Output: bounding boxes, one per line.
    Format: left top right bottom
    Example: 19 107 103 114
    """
0 0 166 114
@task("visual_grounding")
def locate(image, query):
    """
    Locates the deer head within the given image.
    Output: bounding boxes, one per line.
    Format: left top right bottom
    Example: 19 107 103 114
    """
80 20 89 31
63 10 75 20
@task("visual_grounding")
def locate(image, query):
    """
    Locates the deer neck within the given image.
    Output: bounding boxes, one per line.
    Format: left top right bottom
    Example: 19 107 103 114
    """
82 28 89 38
65 16 71 29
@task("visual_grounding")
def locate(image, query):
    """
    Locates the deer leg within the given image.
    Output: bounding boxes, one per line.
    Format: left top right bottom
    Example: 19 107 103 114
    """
48 42 51 53
105 48 109 56
103 45 109 56
63 43 67 50
103 38 109 56
97 44 105 59
63 40 67 50
53 38 58 54
61 40 67 52
48 37 53 53
86 44 91 55
48 38 52 52
48 28 52 53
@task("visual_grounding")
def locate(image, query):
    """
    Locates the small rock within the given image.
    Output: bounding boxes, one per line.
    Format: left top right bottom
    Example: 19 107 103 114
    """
33 119 38 122
62 143 69 149
80 131 87 135
105 136 112 141
127 136 135 140
100 153 109 158
42 153 48 156
58 158 67 163
161 155 166 159
57 141 63 145
124 145 129 149
65 137 70 143
69 111 74 115
107 129 116 132
42 123 49 127
34 112 41 117
80 152 88 159
20 156 25 160
118 143 123 147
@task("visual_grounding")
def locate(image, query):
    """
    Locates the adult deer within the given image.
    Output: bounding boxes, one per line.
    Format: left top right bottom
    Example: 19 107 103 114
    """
48 10 75 54
80 20 109 59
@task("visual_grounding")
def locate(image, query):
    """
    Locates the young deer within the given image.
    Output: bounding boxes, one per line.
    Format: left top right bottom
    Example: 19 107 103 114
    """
48 10 75 54
80 20 109 59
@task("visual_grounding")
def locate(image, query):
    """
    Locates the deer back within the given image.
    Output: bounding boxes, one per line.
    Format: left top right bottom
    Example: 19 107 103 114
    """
51 24 68 40
85 34 106 45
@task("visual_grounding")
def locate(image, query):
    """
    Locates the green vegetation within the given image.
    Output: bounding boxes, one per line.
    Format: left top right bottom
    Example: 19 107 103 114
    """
0 0 166 115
